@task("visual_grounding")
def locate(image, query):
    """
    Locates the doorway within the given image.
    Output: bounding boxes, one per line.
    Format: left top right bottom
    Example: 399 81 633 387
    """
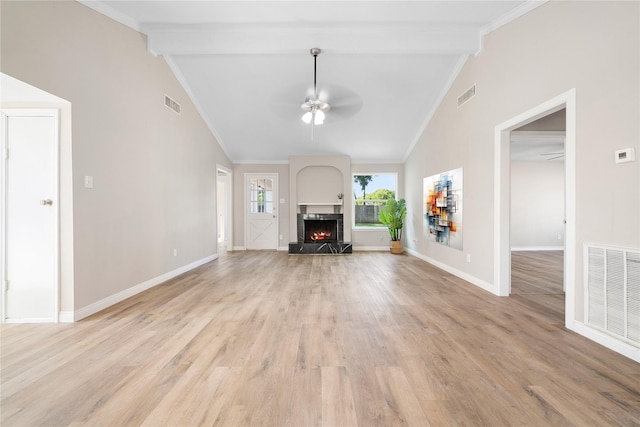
509 111 566 321
216 166 232 253
245 173 278 250
494 89 576 327
1 109 59 322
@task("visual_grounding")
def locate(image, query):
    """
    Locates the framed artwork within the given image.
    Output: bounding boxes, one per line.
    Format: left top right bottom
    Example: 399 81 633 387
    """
424 168 463 250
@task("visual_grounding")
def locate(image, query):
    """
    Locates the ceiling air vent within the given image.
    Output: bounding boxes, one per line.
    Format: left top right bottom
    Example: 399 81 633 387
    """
457 84 476 108
164 94 181 115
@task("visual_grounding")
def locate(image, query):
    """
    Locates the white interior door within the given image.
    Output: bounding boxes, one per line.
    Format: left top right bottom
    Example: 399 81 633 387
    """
246 173 278 250
1 110 58 322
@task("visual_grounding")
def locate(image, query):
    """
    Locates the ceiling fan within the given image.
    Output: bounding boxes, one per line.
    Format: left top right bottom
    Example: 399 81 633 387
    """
301 48 330 138
269 49 362 132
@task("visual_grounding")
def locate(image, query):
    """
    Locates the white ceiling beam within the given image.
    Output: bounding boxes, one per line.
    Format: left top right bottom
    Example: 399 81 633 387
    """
145 23 481 56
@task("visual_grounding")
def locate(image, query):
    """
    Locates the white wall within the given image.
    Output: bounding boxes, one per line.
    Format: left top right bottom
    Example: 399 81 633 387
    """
511 161 564 250
1 1 232 316
404 1 639 319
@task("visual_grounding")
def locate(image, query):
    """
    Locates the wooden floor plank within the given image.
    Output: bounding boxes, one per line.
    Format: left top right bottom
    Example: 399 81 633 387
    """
1 250 639 426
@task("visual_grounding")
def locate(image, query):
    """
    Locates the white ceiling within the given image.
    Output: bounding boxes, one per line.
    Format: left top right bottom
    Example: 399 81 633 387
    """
80 0 545 163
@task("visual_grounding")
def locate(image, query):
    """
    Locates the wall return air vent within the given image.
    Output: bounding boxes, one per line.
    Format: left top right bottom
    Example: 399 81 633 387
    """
457 84 476 108
585 244 640 347
164 94 181 115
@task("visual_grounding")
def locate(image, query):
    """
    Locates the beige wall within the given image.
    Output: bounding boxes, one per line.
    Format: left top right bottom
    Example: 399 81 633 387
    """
405 1 639 321
1 1 231 313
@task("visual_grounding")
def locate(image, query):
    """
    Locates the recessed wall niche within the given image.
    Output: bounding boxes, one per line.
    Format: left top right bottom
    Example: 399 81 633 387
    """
296 165 343 205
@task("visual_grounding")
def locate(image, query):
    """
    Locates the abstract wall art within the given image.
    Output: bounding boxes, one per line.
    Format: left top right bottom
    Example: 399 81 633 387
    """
424 168 463 250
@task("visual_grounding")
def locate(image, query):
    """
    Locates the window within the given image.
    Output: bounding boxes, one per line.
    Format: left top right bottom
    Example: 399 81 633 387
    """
249 177 274 213
352 173 397 228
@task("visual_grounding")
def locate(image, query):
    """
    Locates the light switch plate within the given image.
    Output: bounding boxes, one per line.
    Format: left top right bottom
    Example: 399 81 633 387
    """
84 175 94 188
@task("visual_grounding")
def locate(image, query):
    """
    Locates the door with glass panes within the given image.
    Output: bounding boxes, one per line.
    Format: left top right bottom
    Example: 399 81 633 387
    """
246 174 278 250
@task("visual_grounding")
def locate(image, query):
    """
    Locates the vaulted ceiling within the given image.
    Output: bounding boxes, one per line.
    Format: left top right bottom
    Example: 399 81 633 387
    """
80 1 544 163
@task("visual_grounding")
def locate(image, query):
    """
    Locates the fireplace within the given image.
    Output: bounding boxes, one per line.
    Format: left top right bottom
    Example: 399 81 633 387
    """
289 213 352 254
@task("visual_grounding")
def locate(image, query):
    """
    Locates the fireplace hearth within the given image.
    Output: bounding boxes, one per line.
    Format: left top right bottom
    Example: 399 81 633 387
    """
289 213 352 254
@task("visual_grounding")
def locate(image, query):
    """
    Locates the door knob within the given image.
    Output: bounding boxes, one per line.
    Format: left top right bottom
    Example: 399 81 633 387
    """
40 199 53 206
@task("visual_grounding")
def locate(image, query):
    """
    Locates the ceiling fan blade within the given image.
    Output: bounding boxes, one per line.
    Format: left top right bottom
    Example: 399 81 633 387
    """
318 84 363 121
269 84 310 121
269 81 362 123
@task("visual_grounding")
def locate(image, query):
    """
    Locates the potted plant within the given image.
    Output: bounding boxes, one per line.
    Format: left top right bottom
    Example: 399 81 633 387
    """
378 198 406 254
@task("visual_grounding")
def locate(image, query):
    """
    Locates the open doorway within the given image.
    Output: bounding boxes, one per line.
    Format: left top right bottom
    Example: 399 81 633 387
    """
216 165 233 254
494 89 576 327
509 110 566 322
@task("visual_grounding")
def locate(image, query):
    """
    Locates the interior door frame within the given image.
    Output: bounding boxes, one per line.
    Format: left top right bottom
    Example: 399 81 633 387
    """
244 172 279 250
1 108 60 323
494 89 576 328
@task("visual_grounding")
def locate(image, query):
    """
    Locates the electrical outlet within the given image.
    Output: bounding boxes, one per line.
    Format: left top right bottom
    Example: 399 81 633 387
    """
173 249 178 257
466 253 471 263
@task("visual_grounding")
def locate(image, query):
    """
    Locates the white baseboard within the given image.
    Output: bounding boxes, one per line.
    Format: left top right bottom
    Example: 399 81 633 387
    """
511 246 564 251
278 246 289 251
353 246 390 252
59 311 74 323
233 246 246 251
73 254 218 321
406 248 495 294
568 321 640 363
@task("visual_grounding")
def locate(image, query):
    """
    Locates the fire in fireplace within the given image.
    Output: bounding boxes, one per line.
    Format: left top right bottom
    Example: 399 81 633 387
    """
311 231 332 241
304 219 337 243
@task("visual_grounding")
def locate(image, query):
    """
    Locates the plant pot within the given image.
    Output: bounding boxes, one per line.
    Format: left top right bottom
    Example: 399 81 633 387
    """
390 240 403 254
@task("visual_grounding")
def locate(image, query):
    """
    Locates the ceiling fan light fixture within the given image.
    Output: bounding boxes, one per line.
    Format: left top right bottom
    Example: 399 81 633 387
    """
301 47 330 129
302 111 312 124
301 109 325 125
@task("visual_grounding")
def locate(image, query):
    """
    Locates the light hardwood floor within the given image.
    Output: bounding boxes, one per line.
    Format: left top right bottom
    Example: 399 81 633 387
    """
511 250 565 324
2 251 639 426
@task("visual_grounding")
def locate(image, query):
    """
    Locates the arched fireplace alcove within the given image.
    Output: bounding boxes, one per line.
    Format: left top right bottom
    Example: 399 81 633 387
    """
288 158 352 254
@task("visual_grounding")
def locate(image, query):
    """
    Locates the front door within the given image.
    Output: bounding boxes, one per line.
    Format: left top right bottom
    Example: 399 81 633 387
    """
1 109 58 322
246 174 278 250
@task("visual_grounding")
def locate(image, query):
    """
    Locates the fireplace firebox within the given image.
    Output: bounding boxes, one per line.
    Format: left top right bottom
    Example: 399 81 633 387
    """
304 219 338 243
289 213 352 254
